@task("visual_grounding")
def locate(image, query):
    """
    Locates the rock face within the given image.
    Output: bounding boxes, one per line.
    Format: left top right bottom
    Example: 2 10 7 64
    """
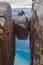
30 0 43 65
13 16 28 40
0 2 15 65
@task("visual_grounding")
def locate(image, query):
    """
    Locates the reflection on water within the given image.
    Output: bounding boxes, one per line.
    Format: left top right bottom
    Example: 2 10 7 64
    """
14 35 31 65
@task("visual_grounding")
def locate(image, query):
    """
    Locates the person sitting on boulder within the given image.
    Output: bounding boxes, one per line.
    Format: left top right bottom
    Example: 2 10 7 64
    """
18 10 25 16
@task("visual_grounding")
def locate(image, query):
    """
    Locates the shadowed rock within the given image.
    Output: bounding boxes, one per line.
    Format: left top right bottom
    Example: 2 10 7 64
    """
13 16 29 40
0 2 15 65
30 0 43 65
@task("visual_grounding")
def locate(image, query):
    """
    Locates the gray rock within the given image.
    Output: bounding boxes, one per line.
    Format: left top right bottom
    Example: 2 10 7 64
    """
0 2 15 65
13 16 28 39
30 0 43 65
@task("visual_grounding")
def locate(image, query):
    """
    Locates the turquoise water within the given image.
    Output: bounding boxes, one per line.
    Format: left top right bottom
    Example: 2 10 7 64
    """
14 49 31 65
14 35 31 65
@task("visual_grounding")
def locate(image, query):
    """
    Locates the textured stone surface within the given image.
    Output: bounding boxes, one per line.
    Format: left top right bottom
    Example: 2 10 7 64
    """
0 2 15 65
30 0 43 65
13 16 28 40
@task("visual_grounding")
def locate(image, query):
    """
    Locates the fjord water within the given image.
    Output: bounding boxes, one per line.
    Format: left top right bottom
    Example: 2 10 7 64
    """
14 49 31 65
14 35 31 65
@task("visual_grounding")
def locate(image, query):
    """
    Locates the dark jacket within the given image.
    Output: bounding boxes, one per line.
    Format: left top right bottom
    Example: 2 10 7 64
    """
18 10 25 16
